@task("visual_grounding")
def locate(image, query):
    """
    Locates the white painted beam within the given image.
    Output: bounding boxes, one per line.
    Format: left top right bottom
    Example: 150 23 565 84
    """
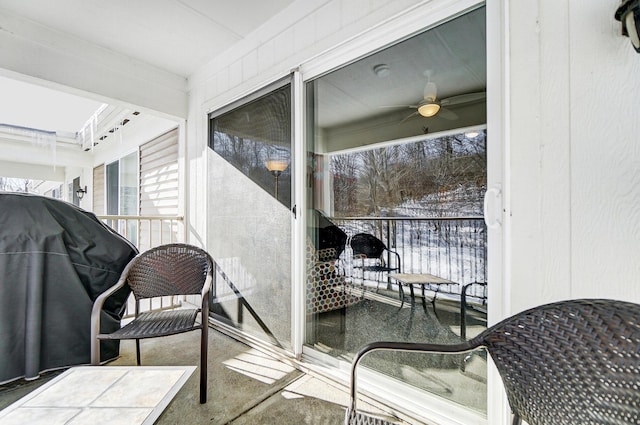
0 8 188 119
0 160 66 181
0 137 91 168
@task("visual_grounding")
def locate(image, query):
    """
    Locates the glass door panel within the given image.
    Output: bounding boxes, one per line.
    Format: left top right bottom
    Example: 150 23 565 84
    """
305 7 488 413
207 81 293 350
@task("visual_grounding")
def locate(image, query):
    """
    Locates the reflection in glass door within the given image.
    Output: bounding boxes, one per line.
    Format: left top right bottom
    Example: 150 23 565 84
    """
305 7 488 414
207 80 293 350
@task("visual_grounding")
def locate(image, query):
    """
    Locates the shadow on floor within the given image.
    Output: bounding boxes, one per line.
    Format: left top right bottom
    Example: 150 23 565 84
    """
0 294 487 424
0 330 364 424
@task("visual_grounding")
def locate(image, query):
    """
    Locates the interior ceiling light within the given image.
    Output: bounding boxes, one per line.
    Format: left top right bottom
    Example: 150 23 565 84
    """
416 79 440 117
417 101 440 117
373 64 391 78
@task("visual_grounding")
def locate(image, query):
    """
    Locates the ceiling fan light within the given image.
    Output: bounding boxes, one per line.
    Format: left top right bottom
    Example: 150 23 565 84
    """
418 103 440 117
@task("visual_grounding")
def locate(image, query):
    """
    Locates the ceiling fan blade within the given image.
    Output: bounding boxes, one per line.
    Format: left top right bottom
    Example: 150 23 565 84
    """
440 91 486 107
399 111 419 124
437 107 458 120
379 105 418 109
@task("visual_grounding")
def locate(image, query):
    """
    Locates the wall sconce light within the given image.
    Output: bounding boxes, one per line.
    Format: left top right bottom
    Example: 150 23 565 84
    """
616 0 640 53
76 186 87 200
265 159 288 198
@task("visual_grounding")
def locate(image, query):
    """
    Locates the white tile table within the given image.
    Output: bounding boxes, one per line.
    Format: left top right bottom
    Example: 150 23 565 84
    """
389 272 457 308
0 366 195 425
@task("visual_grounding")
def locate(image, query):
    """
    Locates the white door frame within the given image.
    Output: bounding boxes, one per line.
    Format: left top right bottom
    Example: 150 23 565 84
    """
293 0 511 423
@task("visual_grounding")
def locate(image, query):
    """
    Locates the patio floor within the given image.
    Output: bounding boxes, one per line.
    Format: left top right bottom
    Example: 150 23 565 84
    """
0 328 396 424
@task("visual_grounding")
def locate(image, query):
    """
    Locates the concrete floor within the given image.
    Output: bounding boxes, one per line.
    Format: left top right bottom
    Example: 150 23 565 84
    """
0 329 398 425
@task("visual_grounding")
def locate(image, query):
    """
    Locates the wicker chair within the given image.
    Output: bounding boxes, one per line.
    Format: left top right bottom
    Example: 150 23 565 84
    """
91 243 214 404
345 299 640 425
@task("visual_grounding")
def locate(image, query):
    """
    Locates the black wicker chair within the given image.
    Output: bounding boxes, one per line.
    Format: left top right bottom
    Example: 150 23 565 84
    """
345 299 640 425
91 243 214 404
350 233 401 288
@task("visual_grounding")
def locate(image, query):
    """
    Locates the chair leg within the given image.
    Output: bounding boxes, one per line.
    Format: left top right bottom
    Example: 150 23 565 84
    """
135 339 141 366
512 413 522 425
200 323 208 404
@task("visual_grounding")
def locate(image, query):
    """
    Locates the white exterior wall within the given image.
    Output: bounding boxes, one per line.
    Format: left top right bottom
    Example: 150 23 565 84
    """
187 0 427 229
187 0 427 250
507 0 640 313
84 114 177 212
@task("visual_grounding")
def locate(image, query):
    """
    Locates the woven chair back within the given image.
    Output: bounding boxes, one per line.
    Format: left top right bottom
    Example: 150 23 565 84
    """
350 233 386 258
479 299 640 425
125 243 213 300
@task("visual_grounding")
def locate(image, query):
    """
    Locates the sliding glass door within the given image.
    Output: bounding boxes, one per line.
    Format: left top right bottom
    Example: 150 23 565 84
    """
207 79 294 351
305 6 489 413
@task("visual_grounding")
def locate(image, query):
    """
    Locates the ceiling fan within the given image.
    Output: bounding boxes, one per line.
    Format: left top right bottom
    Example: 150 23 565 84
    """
384 71 486 123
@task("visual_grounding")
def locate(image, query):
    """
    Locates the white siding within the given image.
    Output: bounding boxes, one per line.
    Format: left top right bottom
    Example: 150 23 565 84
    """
507 0 640 311
138 128 180 249
92 164 105 215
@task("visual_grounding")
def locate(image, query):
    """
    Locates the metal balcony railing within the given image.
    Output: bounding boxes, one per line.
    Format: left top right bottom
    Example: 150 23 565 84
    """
332 216 487 303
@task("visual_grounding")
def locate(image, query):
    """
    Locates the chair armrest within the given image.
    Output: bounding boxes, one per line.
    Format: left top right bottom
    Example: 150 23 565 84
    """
90 273 130 365
200 272 212 309
386 249 401 272
346 340 480 421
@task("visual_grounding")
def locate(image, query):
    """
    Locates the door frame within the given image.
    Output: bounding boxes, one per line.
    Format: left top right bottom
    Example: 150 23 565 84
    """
293 0 508 423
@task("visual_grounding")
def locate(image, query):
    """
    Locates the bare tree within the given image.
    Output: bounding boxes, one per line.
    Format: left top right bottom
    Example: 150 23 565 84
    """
0 177 31 193
357 146 406 215
331 153 359 215
330 131 486 217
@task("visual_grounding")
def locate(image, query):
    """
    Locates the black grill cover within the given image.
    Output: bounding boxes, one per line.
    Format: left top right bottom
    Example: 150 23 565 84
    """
0 193 137 383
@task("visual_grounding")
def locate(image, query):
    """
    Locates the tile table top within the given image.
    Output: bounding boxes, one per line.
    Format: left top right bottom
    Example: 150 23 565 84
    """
0 366 195 425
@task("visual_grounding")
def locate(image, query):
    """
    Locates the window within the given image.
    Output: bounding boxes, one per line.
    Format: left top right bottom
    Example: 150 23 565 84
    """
105 151 139 246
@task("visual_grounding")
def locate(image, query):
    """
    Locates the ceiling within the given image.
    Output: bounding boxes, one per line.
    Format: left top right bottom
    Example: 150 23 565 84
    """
0 0 297 136
0 1 486 140
0 75 105 135
0 0 296 77
316 6 486 130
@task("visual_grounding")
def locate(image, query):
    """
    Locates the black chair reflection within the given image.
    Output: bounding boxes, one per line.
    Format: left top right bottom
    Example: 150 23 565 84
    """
350 233 401 289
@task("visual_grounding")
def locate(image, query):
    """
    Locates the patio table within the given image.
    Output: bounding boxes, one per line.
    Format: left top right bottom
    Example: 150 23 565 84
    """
389 273 457 309
0 366 195 425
